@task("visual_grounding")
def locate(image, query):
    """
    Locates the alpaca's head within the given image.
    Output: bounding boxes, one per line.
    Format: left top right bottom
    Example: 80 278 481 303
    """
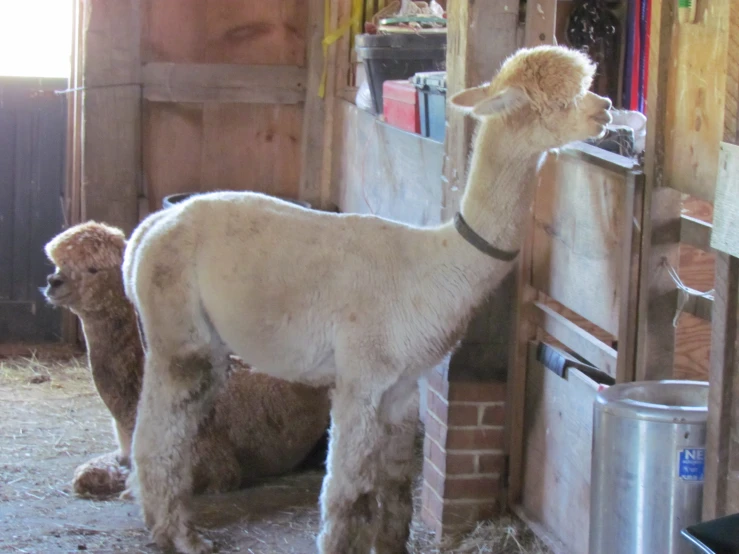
43 221 127 315
449 45 612 150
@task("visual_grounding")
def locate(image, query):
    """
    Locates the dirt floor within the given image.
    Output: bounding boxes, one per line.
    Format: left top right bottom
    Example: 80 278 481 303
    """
0 347 549 554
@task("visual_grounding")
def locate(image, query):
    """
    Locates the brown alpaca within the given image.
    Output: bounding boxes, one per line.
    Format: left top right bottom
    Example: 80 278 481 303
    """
43 221 331 497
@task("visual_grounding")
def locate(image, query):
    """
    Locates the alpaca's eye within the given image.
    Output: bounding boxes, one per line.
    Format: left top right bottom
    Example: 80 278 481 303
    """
88 267 98 274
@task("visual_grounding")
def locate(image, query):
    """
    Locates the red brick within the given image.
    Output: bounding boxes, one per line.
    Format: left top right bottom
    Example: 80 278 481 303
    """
440 500 498 526
424 435 446 474
423 456 446 497
447 427 504 451
447 403 480 427
428 388 448 422
481 404 506 426
424 411 448 447
448 381 507 403
446 453 476 475
443 476 500 500
478 453 505 475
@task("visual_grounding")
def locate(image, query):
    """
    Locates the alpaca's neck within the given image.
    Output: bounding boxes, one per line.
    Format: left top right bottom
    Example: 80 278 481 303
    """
459 121 544 253
79 299 143 427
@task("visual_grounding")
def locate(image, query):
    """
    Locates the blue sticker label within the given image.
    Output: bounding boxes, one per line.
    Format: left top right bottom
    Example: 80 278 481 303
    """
678 448 705 482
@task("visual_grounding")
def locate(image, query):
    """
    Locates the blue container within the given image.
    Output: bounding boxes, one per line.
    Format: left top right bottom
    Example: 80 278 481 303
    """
413 71 446 143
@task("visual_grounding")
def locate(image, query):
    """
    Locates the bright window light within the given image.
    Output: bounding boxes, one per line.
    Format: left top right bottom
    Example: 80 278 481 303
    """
0 0 73 78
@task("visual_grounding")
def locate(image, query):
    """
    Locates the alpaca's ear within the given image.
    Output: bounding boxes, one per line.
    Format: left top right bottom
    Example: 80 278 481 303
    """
470 86 529 118
448 84 490 113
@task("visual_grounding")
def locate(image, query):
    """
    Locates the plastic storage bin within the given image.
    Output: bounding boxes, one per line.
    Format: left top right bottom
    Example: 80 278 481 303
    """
382 80 420 134
355 33 446 115
681 513 739 554
413 71 446 142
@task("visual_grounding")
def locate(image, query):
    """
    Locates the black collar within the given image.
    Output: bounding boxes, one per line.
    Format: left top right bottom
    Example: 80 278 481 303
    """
453 212 520 262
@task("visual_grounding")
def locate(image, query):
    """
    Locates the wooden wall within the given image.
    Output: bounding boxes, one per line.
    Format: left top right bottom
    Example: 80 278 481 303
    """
140 1 312 212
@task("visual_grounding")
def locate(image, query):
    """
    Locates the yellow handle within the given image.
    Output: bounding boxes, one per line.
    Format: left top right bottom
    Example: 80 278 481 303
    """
319 0 363 98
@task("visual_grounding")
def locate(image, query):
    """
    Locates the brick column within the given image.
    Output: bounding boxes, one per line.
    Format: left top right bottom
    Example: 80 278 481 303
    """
421 364 507 537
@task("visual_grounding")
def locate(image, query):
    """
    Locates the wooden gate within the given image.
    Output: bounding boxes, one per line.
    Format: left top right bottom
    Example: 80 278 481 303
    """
0 77 67 342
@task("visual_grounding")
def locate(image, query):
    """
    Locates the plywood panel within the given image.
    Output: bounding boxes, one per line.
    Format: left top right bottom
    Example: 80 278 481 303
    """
675 313 712 381
143 102 302 211
521 343 600 554
142 0 308 65
532 153 628 336
711 142 739 256
200 103 302 199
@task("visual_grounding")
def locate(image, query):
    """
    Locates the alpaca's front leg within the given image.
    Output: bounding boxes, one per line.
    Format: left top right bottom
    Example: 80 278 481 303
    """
318 383 386 554
113 419 133 466
132 350 223 554
373 382 419 554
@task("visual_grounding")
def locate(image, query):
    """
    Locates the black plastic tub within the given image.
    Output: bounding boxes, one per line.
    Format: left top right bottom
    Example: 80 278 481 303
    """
162 192 312 210
355 33 446 115
681 513 739 554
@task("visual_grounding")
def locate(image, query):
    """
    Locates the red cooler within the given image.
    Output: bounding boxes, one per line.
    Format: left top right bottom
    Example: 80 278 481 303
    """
382 79 420 134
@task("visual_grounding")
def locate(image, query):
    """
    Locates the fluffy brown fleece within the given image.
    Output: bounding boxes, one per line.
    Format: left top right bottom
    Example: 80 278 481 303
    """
44 221 331 497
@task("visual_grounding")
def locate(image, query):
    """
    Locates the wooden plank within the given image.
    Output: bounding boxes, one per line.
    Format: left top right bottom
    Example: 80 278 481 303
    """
334 101 443 226
81 0 140 235
711 142 739 256
703 253 739 520
142 63 307 104
524 0 557 46
0 110 14 301
505 187 538 510
662 0 730 201
298 0 326 206
531 153 630 337
615 171 644 384
528 302 618 378
727 0 739 143
142 0 309 66
521 342 599 554
680 215 713 251
11 112 32 301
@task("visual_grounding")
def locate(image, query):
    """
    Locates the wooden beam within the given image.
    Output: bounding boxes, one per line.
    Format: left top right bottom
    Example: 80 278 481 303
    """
298 0 327 207
636 0 681 381
703 253 739 519
524 0 557 47
681 214 713 252
81 0 141 235
661 0 730 201
142 63 307 104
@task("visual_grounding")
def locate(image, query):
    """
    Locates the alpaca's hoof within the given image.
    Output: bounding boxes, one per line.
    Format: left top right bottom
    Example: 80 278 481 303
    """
73 452 129 497
167 530 213 554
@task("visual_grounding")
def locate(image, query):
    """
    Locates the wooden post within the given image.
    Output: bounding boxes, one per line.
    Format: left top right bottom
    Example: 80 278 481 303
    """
299 0 327 208
81 0 141 235
636 0 681 380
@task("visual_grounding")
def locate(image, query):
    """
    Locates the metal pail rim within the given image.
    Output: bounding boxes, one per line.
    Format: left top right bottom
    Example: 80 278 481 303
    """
595 380 708 423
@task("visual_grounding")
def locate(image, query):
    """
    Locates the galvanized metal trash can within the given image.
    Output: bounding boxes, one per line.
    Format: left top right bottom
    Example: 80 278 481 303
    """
589 380 709 554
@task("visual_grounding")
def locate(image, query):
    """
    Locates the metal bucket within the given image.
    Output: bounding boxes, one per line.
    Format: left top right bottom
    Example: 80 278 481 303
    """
589 380 709 554
162 192 311 210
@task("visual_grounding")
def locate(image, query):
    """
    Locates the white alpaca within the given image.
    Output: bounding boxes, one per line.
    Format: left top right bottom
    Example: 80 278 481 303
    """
123 45 612 554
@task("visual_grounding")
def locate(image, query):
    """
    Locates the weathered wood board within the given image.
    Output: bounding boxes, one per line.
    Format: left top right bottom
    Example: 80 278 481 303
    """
711 142 739 256
520 342 600 554
531 150 630 337
334 101 444 226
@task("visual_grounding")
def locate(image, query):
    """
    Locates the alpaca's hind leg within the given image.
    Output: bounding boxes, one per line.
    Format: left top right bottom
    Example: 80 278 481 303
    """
317 382 386 554
132 347 228 554
372 379 420 554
